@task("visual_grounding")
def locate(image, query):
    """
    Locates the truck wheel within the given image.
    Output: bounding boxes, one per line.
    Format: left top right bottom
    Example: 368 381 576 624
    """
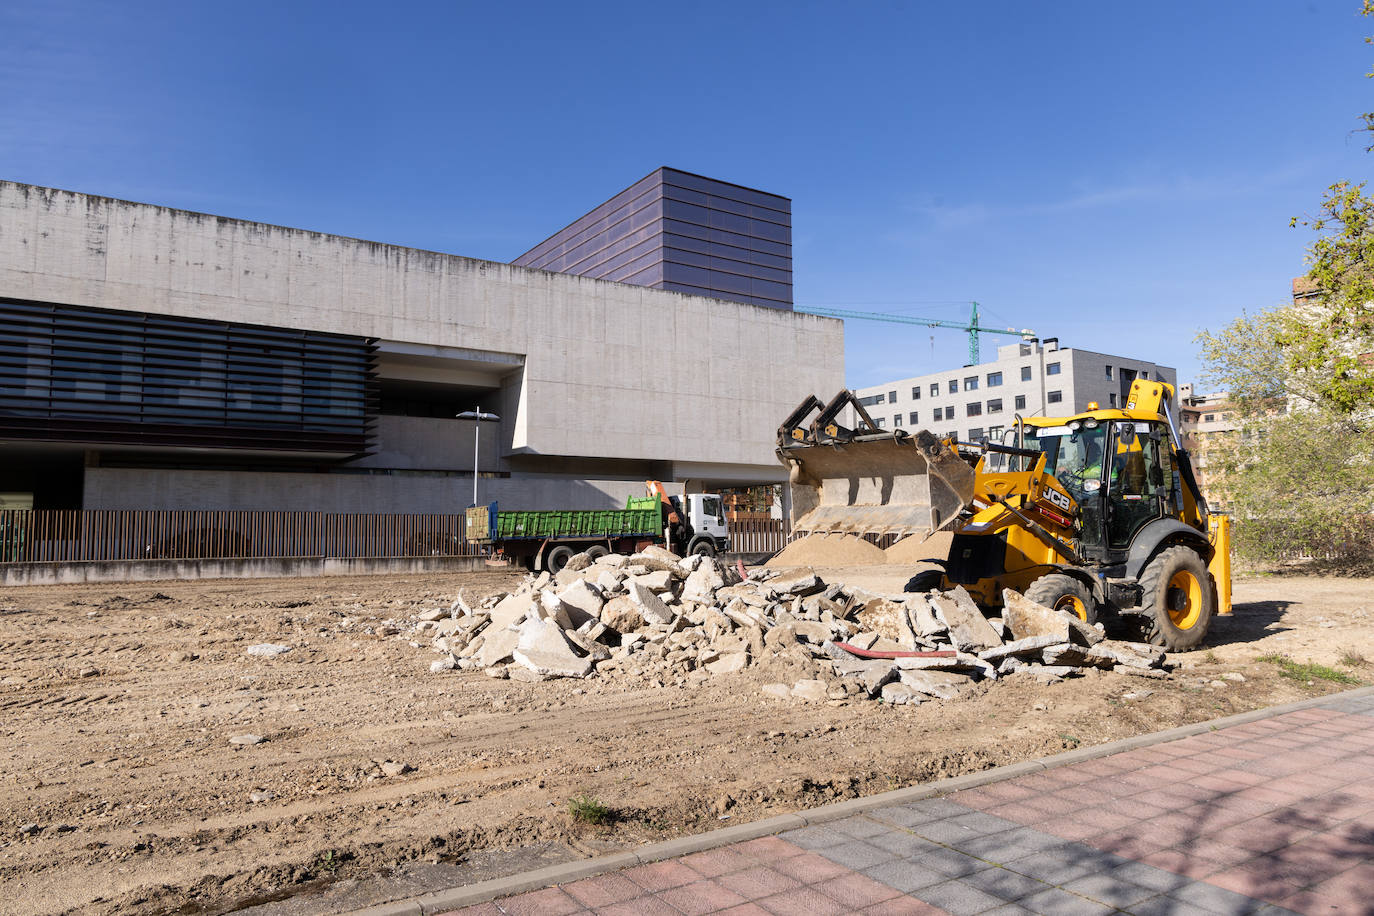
688 539 716 557
1138 546 1214 651
585 545 609 560
1025 573 1097 625
545 545 576 572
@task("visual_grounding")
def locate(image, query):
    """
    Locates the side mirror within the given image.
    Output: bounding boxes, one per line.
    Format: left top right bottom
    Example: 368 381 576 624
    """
1118 423 1136 447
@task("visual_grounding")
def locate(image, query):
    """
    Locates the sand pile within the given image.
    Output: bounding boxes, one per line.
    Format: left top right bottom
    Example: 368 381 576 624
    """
885 531 953 564
766 533 889 567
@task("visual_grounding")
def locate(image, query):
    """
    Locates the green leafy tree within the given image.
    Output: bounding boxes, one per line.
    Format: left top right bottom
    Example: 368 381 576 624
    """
1195 3 1374 562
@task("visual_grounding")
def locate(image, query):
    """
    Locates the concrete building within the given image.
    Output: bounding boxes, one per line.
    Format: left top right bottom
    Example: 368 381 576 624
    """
855 339 1177 443
512 168 792 310
0 176 842 513
1178 384 1238 496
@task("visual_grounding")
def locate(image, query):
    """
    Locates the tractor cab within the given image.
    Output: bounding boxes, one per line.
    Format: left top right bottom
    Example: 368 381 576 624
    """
1016 415 1181 565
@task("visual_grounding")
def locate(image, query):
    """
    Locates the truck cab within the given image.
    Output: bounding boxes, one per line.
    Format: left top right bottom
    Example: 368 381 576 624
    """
678 493 731 554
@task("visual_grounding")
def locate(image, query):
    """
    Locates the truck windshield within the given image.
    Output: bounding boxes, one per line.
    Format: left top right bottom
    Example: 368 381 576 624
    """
1024 424 1108 504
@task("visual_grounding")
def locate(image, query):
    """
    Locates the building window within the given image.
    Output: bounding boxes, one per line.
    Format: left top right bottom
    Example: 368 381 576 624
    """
1141 370 1149 379
969 427 984 440
948 379 959 394
1021 366 1032 381
858 394 883 407
964 376 978 391
1015 394 1027 410
933 407 944 421
1048 390 1062 404
987 398 1002 413
1204 413 1215 422
874 417 885 428
987 371 1002 387
909 411 919 425
966 402 982 417
894 414 902 427
911 386 921 400
1110 393 1117 407
988 424 1003 440
889 390 898 403
1047 362 1061 376
930 383 939 397
1105 365 1113 379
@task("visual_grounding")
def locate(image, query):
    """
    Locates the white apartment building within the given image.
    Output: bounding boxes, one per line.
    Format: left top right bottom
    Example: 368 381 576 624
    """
855 339 1177 444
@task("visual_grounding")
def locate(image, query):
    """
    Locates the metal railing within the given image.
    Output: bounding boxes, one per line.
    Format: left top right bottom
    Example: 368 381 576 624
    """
0 510 477 563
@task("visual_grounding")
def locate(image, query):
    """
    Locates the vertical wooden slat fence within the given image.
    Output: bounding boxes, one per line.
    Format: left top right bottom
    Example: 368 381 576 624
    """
0 509 482 563
726 517 790 554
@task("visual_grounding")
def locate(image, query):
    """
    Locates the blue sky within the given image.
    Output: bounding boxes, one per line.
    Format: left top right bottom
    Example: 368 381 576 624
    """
3 1 1370 389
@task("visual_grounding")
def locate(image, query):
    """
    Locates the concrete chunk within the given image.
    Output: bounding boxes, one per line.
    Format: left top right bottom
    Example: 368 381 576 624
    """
1002 589 1072 642
489 591 537 631
979 633 1065 662
477 626 520 667
629 570 675 593
769 568 825 596
897 669 974 699
929 589 1002 651
881 682 923 705
790 679 830 702
628 582 674 626
513 616 593 678
556 579 605 627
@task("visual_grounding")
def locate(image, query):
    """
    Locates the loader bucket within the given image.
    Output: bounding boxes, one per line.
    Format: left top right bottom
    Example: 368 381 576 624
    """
777 428 976 539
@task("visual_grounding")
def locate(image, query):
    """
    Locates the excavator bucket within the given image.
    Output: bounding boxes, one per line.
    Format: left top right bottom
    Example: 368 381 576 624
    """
776 391 977 539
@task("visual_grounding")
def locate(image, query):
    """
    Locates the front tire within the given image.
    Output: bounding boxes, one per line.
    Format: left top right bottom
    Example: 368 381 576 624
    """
903 569 945 593
545 545 576 572
688 538 716 557
1138 545 1214 650
1025 573 1097 625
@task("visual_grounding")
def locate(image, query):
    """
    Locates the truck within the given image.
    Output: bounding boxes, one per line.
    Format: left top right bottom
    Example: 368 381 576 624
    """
777 379 1232 650
464 481 731 572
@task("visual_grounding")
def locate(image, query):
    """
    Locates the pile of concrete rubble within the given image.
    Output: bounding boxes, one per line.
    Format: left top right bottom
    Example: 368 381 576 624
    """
414 547 1171 705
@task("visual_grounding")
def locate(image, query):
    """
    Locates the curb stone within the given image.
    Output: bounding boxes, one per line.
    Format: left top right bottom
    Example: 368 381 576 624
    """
346 684 1374 915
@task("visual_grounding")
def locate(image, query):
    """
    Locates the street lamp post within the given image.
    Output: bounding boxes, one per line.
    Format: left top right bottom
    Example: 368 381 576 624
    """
455 407 500 506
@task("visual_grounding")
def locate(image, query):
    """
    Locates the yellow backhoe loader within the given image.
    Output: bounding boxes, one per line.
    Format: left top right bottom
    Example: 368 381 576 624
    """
777 380 1231 650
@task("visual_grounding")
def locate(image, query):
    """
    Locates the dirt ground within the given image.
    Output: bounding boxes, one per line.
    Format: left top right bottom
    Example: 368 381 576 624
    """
1 566 1369 916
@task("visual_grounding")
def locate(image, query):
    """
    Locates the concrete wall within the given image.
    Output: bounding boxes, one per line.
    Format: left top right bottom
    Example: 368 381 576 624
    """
83 468 657 513
0 555 494 586
0 182 843 472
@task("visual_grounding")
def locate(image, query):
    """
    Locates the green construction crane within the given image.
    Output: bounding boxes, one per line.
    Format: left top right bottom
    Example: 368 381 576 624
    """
795 301 1036 365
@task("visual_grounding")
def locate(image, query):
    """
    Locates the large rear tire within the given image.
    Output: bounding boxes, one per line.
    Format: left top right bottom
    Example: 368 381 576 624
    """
1138 545 1214 650
1025 573 1097 625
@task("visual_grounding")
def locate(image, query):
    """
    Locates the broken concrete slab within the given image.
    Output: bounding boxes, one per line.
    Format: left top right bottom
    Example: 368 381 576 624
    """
768 568 824 596
627 582 674 626
489 591 537 631
600 596 644 633
629 570 675 593
1001 589 1072 642
513 617 593 678
790 679 830 702
880 682 923 705
979 633 1065 663
897 668 974 699
930 589 1002 651
476 626 521 668
556 579 605 627
704 651 749 675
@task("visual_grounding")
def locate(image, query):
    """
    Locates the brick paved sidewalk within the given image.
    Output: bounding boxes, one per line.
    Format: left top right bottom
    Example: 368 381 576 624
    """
424 689 1374 916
